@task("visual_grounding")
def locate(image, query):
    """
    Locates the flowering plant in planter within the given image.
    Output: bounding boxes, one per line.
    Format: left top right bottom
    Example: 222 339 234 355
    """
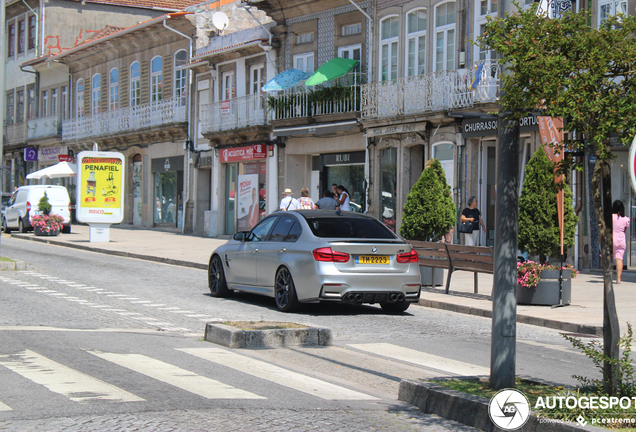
31 214 64 233
517 261 579 289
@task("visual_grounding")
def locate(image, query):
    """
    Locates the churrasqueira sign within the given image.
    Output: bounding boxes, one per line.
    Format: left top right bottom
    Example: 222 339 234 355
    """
76 151 125 224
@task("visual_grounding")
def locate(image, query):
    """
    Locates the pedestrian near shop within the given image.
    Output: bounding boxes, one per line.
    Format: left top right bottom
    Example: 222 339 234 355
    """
460 196 485 246
336 185 351 211
612 200 630 284
297 187 317 209
316 190 339 210
279 188 298 211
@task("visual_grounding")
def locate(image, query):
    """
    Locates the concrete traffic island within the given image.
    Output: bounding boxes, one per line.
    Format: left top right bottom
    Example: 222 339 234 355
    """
205 321 332 349
398 379 606 432
0 259 26 271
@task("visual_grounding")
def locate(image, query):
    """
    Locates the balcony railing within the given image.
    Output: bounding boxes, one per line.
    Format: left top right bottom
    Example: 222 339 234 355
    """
4 122 27 145
361 60 500 120
267 77 362 121
27 115 61 140
62 96 187 141
199 94 267 135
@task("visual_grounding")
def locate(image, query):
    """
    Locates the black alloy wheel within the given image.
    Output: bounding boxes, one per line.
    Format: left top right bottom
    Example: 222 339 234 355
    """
274 267 299 312
208 255 230 297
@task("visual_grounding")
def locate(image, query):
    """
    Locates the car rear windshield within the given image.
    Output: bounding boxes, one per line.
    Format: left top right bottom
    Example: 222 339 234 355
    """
305 217 396 239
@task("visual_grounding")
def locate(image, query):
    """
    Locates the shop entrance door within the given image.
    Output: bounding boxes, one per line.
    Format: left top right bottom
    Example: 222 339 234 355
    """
154 170 182 227
225 163 237 234
324 164 365 213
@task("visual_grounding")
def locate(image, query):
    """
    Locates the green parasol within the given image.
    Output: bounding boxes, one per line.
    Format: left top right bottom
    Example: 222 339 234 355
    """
304 57 359 86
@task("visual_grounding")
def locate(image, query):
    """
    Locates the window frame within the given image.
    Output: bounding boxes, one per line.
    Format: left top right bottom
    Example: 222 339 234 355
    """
379 15 399 81
41 90 48 117
7 22 15 57
150 56 163 103
91 73 101 115
474 0 497 62
250 64 264 95
129 61 141 108
17 18 25 54
76 79 84 118
221 71 235 100
51 88 58 116
293 52 315 74
405 8 427 77
27 86 35 120
174 50 188 106
6 92 15 125
341 22 362 36
434 1 456 72
62 86 68 120
109 68 119 111
598 0 627 25
28 14 36 51
16 89 24 123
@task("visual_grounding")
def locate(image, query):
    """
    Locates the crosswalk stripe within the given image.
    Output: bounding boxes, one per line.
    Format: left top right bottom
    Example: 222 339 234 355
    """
0 350 144 402
179 347 378 401
0 401 12 411
348 343 490 376
87 351 264 400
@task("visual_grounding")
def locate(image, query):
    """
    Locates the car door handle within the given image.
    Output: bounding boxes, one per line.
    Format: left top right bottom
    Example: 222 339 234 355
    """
279 248 287 253
253 249 259 253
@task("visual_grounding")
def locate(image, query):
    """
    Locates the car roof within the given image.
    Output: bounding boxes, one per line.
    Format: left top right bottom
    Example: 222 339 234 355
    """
275 210 380 221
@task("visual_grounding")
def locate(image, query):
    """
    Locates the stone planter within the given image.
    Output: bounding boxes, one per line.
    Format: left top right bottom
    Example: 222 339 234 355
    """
517 269 571 306
34 226 60 237
420 266 444 287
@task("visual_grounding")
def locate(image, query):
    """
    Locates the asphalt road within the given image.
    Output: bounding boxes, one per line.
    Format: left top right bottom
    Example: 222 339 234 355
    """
0 237 601 431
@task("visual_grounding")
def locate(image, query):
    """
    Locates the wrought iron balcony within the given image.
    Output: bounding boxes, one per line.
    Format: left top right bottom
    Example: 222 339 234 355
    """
361 61 500 120
199 94 267 135
27 115 62 140
62 96 187 141
267 80 362 122
4 122 27 145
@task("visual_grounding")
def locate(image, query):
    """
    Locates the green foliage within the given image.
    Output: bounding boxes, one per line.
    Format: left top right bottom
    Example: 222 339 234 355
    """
518 148 577 263
37 192 52 216
478 4 636 161
563 323 636 397
266 84 360 117
400 158 456 241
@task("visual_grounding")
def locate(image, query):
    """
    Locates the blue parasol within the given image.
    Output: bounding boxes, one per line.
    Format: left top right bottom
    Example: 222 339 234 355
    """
261 68 311 92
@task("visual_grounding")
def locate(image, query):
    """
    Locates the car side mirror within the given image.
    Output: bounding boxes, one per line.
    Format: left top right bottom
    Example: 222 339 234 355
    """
233 231 248 241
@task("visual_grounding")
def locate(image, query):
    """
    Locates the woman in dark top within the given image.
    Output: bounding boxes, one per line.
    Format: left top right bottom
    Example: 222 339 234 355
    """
460 196 486 246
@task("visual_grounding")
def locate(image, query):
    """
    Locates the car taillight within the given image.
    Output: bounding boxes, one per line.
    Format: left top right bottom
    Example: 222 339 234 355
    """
26 201 31 212
312 247 350 263
397 249 419 264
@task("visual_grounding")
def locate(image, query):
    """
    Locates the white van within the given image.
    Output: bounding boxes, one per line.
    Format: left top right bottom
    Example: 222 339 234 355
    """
3 185 72 234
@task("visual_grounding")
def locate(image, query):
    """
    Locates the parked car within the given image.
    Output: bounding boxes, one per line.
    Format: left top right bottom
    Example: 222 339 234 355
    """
3 185 72 234
0 193 12 231
207 210 421 313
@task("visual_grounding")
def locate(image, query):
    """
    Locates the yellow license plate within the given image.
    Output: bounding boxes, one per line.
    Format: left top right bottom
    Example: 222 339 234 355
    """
355 255 389 264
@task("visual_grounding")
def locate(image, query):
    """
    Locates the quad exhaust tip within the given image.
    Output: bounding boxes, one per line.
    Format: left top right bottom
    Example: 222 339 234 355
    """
345 292 405 303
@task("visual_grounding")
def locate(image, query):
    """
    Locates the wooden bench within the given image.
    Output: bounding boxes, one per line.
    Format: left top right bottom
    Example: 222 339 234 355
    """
409 241 494 294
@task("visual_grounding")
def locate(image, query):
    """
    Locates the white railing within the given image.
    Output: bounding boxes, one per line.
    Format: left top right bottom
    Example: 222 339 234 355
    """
62 96 187 141
267 83 361 121
199 94 267 134
27 115 61 140
5 122 27 145
361 61 500 120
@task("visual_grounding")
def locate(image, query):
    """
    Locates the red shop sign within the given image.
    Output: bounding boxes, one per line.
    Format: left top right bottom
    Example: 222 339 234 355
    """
219 145 271 163
252 144 267 159
58 155 72 162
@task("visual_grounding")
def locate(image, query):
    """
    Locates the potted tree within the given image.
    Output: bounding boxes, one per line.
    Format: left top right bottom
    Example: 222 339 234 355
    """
31 192 63 236
400 158 456 286
517 148 578 305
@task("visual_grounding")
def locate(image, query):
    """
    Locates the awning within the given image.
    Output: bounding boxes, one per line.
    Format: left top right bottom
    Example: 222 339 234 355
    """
273 120 359 137
305 58 359 86
26 161 77 180
261 68 310 92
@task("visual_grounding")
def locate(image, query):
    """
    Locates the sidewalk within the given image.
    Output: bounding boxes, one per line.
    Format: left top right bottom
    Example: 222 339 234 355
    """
5 224 634 336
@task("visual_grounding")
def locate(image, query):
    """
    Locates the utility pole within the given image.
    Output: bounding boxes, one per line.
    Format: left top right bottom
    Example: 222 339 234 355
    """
0 0 6 258
490 113 519 389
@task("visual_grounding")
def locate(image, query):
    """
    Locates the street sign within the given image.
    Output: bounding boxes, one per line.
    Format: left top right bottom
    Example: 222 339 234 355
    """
24 148 38 161
629 135 636 193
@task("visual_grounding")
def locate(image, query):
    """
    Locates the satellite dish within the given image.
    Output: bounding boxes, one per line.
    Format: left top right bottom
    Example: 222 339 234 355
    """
212 12 229 31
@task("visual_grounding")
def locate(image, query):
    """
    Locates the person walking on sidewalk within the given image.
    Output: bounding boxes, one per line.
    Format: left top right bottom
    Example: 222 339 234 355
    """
279 188 298 211
297 187 317 209
613 199 630 284
460 196 485 246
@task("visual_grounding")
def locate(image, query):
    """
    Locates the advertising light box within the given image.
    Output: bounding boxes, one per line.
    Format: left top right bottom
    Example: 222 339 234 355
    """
76 151 125 224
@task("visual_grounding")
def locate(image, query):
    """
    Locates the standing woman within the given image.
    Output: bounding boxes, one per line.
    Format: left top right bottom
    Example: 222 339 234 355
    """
612 200 630 284
460 196 486 246
336 185 351 211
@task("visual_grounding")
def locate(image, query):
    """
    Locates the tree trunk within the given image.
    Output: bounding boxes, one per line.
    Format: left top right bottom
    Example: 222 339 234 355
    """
592 159 620 395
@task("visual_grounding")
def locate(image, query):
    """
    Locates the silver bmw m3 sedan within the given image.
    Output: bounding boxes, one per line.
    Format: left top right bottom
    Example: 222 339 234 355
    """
208 210 422 313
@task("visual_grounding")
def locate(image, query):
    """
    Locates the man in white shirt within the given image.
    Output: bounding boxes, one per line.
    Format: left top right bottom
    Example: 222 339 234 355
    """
279 188 299 211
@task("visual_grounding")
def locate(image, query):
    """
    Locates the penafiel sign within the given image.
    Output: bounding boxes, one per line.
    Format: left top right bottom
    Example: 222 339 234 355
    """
76 151 125 242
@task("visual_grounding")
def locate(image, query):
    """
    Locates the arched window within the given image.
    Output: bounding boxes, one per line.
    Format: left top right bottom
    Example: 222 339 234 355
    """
380 16 399 81
474 0 497 61
406 9 427 77
129 62 141 107
76 78 84 117
151 56 163 103
91 74 101 115
174 50 187 106
109 68 119 111
435 2 456 71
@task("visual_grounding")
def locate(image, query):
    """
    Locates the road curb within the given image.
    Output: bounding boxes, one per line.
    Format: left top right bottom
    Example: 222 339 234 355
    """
7 233 208 270
205 322 333 348
418 298 602 336
398 379 606 432
0 260 26 271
